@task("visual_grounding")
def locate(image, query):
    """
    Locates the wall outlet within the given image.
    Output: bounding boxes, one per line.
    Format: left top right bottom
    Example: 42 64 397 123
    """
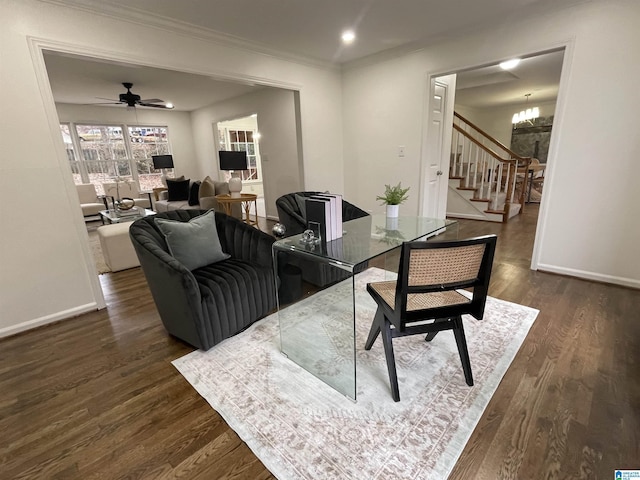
398 146 405 157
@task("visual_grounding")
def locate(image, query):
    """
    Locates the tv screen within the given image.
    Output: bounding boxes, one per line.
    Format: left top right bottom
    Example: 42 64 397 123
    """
219 150 248 171
152 154 174 169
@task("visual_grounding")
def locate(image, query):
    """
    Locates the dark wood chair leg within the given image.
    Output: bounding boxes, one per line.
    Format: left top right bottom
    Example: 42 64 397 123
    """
425 317 449 342
380 317 400 402
364 307 383 350
452 316 473 386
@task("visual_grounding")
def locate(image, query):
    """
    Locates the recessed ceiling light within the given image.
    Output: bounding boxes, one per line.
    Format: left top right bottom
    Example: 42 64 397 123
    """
341 30 355 44
165 102 174 109
499 59 521 70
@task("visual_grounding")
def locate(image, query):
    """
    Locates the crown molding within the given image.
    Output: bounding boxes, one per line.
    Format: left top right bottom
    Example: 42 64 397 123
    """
37 0 339 72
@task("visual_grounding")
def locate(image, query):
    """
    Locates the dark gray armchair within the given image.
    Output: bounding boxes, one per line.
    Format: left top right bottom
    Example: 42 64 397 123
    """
275 191 369 237
129 210 276 350
275 191 370 288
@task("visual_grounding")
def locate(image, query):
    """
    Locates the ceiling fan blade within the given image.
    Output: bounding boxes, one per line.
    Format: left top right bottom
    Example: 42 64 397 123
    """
82 102 122 105
95 97 121 102
139 98 164 103
138 102 171 109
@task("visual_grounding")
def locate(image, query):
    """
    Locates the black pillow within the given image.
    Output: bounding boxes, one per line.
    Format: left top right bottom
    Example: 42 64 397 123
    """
166 178 190 201
188 181 201 206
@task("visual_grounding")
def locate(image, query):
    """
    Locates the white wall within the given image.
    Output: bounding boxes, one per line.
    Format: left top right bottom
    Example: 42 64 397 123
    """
343 0 640 288
191 88 301 218
0 0 342 337
55 103 198 177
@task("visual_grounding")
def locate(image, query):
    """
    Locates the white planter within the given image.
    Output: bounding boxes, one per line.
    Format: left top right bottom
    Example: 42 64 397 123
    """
386 204 399 218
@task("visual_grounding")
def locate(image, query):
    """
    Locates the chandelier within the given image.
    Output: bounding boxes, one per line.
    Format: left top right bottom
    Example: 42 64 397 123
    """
512 94 540 124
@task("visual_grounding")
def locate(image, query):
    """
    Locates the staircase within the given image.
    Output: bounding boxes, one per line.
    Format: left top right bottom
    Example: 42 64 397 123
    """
447 112 532 223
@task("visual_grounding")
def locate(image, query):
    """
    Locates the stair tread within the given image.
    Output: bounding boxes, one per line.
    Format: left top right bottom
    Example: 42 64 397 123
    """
457 187 477 191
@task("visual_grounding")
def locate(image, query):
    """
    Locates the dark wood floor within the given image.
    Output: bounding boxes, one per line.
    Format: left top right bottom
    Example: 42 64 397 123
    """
1 207 638 479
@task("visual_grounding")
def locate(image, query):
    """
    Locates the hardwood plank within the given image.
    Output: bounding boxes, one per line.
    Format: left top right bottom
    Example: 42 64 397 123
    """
1 208 639 479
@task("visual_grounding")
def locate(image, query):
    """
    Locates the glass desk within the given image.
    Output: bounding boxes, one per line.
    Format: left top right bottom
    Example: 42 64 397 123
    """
272 215 457 400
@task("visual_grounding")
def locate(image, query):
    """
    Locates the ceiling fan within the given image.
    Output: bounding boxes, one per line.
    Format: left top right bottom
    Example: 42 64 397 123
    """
92 82 174 109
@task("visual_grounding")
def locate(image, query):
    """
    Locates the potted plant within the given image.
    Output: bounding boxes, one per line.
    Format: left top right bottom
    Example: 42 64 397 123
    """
376 182 410 218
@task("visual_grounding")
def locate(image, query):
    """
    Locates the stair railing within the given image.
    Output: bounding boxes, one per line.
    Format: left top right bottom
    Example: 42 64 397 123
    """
451 112 533 218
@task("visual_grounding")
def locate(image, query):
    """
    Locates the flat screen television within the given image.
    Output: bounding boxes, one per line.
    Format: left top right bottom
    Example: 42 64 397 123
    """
219 150 248 171
152 154 174 169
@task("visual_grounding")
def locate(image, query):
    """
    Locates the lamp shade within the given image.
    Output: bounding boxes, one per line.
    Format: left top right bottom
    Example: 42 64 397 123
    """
219 150 248 171
152 154 174 169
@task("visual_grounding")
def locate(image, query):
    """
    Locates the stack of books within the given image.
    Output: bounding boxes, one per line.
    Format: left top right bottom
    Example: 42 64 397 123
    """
305 194 343 243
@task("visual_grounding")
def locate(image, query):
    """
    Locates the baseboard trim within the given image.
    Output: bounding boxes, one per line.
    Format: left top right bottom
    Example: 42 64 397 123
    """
446 213 502 223
0 303 100 339
537 264 640 290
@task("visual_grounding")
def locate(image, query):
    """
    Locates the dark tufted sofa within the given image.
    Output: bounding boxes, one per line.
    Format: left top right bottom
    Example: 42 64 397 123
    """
129 210 276 350
275 191 370 288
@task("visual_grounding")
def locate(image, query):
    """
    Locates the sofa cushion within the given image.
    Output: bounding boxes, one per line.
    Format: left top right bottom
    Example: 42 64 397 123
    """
214 180 230 196
199 176 216 201
166 178 190 201
188 181 201 206
162 175 184 188
155 210 230 270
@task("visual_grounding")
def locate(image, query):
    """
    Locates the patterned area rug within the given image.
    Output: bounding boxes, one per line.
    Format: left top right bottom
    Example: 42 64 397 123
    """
173 268 538 479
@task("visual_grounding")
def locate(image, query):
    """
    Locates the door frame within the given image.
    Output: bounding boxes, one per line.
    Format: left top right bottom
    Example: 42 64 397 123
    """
420 41 574 271
419 74 457 219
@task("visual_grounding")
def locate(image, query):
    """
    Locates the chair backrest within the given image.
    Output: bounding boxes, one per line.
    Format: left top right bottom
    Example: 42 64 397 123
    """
395 234 497 320
76 183 98 203
275 191 369 236
103 180 139 199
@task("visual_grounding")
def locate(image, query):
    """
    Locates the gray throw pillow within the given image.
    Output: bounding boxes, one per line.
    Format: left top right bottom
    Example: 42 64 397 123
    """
155 210 230 270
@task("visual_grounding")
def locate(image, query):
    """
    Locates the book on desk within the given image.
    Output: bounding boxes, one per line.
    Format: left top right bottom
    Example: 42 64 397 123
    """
305 194 343 243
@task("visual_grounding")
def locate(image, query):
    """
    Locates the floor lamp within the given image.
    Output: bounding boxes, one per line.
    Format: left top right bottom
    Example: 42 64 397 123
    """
219 151 248 197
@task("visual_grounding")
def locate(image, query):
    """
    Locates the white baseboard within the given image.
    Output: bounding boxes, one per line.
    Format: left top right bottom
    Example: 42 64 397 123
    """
446 212 503 223
536 264 640 289
0 303 100 339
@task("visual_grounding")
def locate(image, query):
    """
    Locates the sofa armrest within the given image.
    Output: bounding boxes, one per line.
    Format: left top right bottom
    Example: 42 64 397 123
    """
201 195 242 218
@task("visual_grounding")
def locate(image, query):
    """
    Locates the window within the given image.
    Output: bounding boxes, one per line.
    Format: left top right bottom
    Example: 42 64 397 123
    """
60 123 173 194
128 126 170 191
218 126 261 182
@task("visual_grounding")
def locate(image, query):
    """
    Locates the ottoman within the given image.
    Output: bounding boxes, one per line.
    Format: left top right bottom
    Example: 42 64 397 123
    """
97 222 140 272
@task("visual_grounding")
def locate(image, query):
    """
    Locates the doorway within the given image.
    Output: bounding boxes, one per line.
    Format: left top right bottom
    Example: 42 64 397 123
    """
216 114 266 218
426 48 565 265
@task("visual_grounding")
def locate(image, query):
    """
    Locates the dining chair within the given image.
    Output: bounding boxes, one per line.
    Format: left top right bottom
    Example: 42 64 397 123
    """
364 234 497 401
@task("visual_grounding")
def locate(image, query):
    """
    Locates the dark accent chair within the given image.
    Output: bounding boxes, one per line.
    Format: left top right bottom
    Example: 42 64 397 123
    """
364 235 497 401
275 191 369 237
129 210 276 350
275 191 370 287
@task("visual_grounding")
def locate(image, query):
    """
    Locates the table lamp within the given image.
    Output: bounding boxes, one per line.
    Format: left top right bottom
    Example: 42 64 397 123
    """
152 154 174 185
219 150 248 197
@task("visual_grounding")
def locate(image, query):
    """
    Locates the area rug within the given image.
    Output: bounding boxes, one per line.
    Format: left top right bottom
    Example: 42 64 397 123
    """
173 268 538 479
87 229 110 274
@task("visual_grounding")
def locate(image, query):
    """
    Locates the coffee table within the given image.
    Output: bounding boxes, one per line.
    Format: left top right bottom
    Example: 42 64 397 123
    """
273 215 457 400
99 207 156 224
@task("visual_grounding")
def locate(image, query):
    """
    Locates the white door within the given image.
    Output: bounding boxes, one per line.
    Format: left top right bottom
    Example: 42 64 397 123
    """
421 74 456 218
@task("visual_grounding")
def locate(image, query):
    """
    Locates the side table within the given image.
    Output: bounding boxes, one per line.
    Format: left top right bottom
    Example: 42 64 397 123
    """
215 193 259 228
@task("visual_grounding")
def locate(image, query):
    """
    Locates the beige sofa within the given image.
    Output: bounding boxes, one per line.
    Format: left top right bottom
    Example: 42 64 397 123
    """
154 176 240 217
